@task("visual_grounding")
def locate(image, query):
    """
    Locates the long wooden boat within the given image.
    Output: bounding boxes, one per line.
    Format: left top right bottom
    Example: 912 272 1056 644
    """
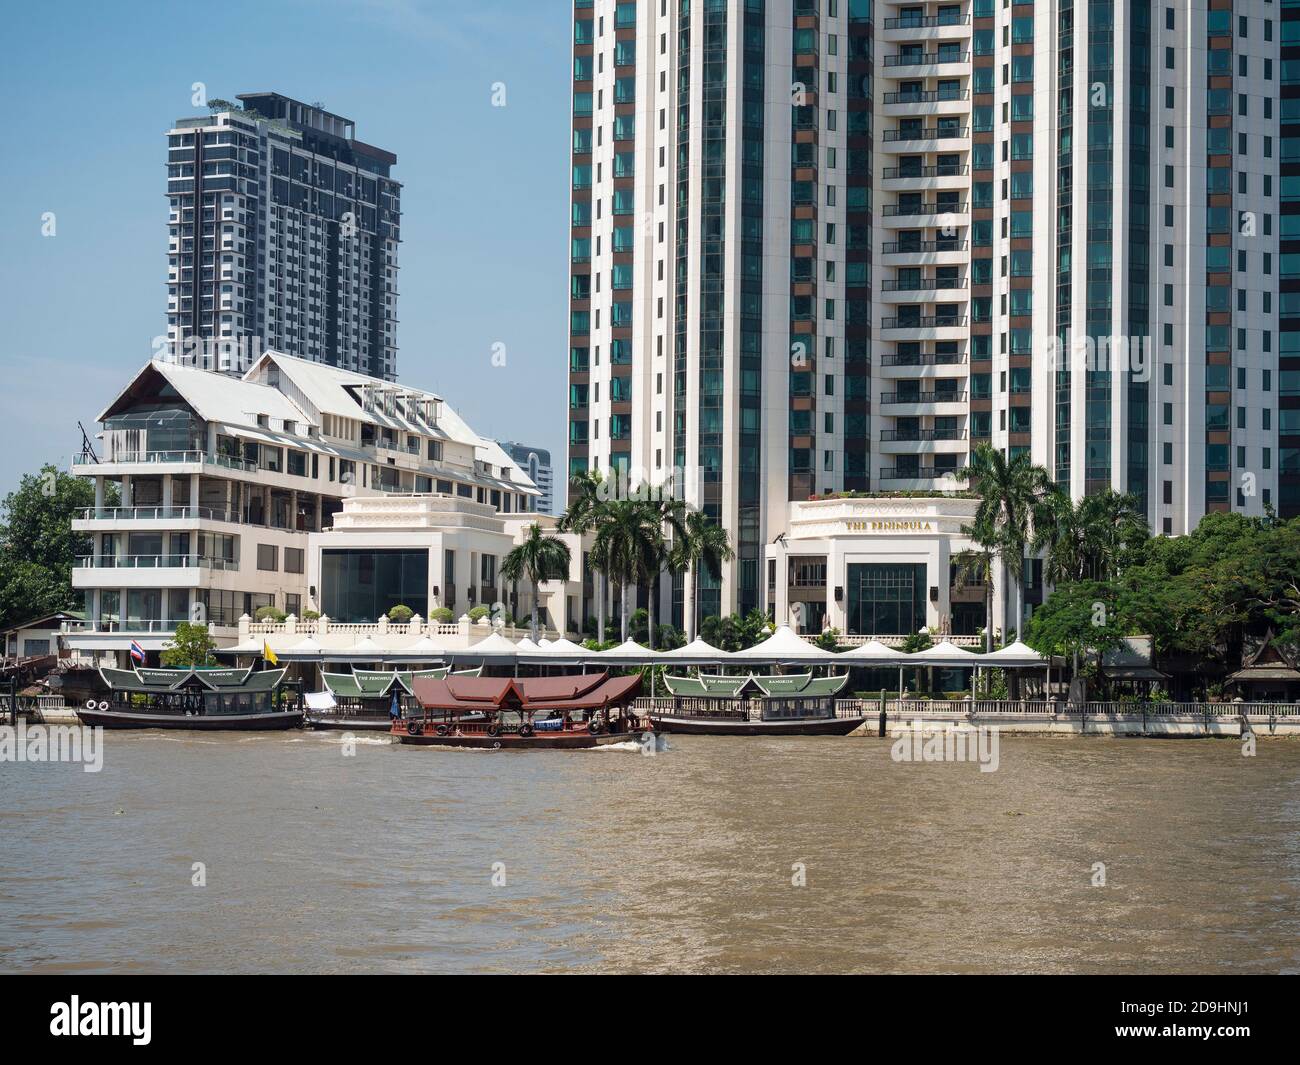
76 705 304 731
647 711 865 737
73 666 302 731
396 672 645 750
396 718 636 749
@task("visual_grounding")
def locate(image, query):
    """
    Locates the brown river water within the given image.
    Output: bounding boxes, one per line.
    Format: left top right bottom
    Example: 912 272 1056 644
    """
2 730 1298 973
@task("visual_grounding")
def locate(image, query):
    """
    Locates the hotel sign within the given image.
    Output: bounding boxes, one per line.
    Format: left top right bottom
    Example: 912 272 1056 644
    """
844 520 935 532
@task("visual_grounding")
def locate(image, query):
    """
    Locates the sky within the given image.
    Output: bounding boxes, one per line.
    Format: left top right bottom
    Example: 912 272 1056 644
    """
0 0 572 502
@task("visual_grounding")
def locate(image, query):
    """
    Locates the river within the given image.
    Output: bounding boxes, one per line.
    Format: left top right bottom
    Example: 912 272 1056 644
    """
2 730 1298 973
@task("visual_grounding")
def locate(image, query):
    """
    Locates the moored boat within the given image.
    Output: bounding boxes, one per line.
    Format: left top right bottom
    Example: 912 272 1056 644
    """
396 672 645 749
75 666 303 731
646 671 865 736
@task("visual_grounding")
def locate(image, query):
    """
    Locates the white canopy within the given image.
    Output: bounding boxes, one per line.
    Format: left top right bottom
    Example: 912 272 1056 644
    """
401 636 446 656
291 636 322 653
733 625 837 662
351 636 381 653
461 632 519 658
305 690 337 711
659 637 727 661
513 637 539 652
905 640 984 666
840 639 909 662
981 640 1047 666
599 638 660 662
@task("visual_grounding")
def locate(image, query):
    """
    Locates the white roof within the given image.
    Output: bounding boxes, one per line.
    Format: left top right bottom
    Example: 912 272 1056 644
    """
906 640 983 665
660 637 726 660
99 360 306 426
462 631 518 657
733 626 837 661
981 640 1047 665
841 639 909 662
600 639 659 661
290 636 322 653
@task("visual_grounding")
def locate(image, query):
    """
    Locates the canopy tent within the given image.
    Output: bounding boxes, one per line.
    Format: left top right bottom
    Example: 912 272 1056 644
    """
321 667 451 700
658 637 727 663
455 632 519 661
598 638 662 664
732 625 838 663
980 640 1047 666
839 639 910 663
904 640 984 667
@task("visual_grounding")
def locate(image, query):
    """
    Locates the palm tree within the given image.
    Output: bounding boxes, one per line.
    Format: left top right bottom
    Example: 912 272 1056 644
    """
590 499 663 642
956 442 1052 640
951 526 996 652
1033 487 1149 586
645 495 689 650
558 469 609 642
1079 489 1148 579
677 508 734 642
501 523 571 641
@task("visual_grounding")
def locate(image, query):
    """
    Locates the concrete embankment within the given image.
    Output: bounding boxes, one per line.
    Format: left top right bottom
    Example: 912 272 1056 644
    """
851 712 1300 738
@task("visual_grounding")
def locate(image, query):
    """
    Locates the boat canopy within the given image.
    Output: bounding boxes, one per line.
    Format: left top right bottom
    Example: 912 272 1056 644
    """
412 671 642 715
100 666 288 694
662 671 850 698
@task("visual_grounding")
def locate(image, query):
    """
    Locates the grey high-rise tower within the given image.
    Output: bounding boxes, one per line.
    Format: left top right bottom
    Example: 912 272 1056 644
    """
164 92 401 380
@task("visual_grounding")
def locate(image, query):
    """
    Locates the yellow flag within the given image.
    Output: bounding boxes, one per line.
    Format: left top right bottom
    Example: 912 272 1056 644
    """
263 640 279 666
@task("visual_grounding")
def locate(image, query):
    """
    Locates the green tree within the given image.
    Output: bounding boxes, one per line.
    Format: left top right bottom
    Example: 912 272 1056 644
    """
677 507 735 643
1023 580 1127 663
956 443 1052 639
589 499 662 641
501 523 571 641
0 464 99 630
558 469 610 642
161 622 219 667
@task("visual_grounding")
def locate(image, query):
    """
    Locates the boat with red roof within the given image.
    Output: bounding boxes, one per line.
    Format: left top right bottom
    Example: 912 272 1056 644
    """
396 671 646 749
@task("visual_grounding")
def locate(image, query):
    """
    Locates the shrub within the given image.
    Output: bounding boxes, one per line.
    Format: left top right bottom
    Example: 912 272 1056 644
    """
430 607 454 623
302 609 321 620
387 604 414 623
255 606 287 623
468 605 490 622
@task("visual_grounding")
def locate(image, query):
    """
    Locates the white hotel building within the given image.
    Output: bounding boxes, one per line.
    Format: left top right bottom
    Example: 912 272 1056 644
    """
65 353 586 664
567 0 1291 641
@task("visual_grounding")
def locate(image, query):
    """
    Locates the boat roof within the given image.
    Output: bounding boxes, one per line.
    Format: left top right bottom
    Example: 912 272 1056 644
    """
412 671 641 713
100 666 287 693
662 672 850 698
321 667 449 698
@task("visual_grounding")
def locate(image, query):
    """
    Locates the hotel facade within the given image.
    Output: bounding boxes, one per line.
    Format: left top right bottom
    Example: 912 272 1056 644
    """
65 353 568 664
567 0 1296 639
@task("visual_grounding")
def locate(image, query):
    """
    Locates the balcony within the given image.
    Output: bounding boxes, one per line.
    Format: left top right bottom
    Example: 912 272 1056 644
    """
75 554 238 571
883 14 971 30
879 466 962 481
880 278 968 294
880 428 967 442
880 391 968 405
882 89 970 106
881 201 968 219
883 126 969 143
882 164 969 180
883 52 970 69
74 450 259 474
880 351 967 367
880 315 968 330
77 505 245 524
881 239 968 255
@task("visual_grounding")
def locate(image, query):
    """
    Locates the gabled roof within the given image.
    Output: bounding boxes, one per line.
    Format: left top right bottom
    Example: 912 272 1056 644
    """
99 666 285 693
662 671 851 698
412 671 640 713
98 361 305 426
322 667 449 698
0 609 82 636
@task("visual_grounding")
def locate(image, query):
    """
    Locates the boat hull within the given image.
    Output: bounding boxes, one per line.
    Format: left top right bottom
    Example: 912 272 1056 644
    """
648 714 866 737
307 715 394 732
393 728 639 750
75 708 305 731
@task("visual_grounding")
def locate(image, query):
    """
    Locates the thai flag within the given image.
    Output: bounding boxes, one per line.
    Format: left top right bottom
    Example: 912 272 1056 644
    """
129 640 146 664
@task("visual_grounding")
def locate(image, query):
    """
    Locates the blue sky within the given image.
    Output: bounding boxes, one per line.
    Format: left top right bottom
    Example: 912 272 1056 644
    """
0 0 571 500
